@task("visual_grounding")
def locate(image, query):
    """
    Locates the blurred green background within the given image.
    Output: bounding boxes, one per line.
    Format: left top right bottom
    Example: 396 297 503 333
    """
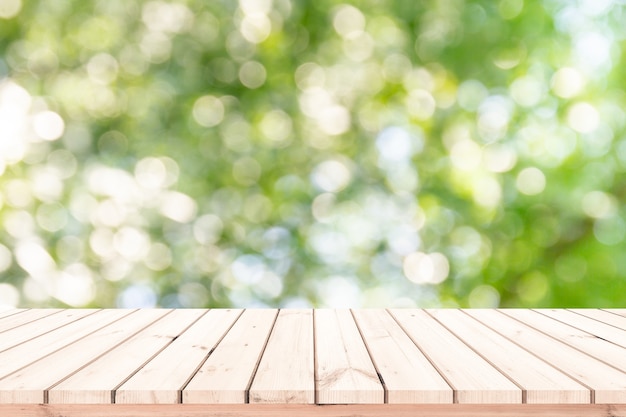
0 0 624 309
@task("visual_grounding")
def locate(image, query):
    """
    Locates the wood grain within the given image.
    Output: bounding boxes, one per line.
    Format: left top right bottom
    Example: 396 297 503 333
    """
0 309 96 353
0 309 62 333
1 308 625 411
48 310 203 404
314 309 383 404
118 309 242 404
0 308 28 320
0 309 133 385
605 309 626 318
572 309 626 329
503 309 626 372
427 309 589 403
183 309 276 404
535 309 626 349
467 309 626 404
2 403 625 417
248 309 315 404
391 309 521 404
352 309 452 403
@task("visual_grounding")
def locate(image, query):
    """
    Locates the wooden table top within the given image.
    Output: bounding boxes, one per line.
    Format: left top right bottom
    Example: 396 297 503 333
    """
0 308 625 416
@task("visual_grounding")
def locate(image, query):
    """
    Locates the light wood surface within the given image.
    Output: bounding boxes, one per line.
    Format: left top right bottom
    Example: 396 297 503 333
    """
427 309 589 403
1 403 626 417
0 309 152 403
314 309 383 404
468 309 626 404
573 309 626 329
391 309 521 404
351 309 452 403
0 308 625 416
183 309 274 404
0 309 62 333
606 309 626 318
118 309 242 404
48 310 204 404
0 309 95 352
502 309 626 372
535 309 626 349
0 308 26 319
248 309 315 404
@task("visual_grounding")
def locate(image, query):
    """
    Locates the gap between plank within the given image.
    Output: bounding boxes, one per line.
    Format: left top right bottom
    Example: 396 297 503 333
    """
386 309 458 404
0 308 31 322
423 309 528 404
462 310 596 404
534 309 624 343
111 309 214 404
561 309 626 342
566 309 626 332
599 308 626 320
43 309 164 404
512 309 625 386
176 309 246 404
0 309 64 336
349 309 388 404
0 310 101 355
243 308 280 404
1 309 137 399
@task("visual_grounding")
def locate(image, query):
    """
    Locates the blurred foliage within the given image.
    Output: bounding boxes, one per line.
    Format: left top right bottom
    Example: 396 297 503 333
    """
0 0 625 308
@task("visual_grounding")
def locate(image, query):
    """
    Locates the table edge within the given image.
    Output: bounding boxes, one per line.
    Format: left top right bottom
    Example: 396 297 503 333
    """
2 403 625 417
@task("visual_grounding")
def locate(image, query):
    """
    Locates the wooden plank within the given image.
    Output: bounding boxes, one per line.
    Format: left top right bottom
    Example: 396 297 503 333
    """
427 309 589 404
0 309 131 381
0 308 28 320
574 309 626 329
390 309 521 404
351 309 452 404
48 310 204 404
248 309 314 404
0 309 164 404
502 309 626 373
2 308 626 410
0 309 97 353
0 309 62 333
117 309 242 404
535 309 626 349
184 309 277 404
3 403 625 417
604 309 626 318
467 309 626 404
314 309 384 404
